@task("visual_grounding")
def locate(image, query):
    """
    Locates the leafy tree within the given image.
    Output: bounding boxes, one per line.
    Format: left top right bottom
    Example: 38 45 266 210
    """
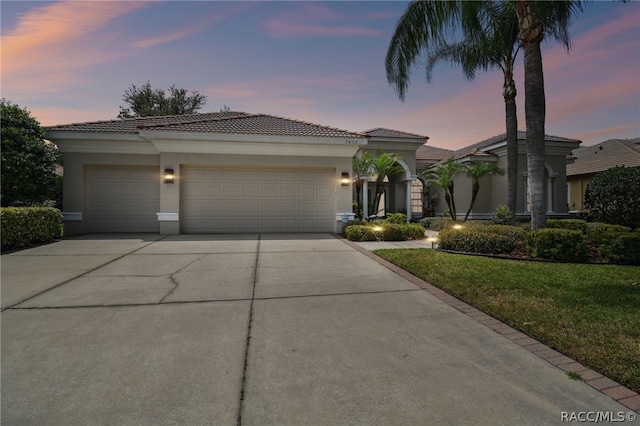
385 0 583 229
1 99 61 206
118 81 207 118
463 162 504 222
366 151 403 218
352 153 372 219
423 157 466 220
584 166 640 229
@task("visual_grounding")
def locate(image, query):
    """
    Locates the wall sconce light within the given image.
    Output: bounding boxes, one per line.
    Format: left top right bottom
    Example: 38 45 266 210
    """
164 169 175 184
341 172 350 186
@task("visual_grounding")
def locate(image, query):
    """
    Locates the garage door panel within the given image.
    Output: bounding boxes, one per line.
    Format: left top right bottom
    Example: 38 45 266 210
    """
182 167 334 233
87 166 159 233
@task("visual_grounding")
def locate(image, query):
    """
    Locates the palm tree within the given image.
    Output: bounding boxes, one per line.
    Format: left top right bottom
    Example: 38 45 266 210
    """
421 6 520 223
352 153 371 220
463 162 505 222
386 0 583 229
515 0 583 229
423 157 466 220
367 151 403 219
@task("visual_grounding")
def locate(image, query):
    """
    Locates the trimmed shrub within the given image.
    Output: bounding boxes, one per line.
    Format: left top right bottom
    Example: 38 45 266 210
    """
1 207 62 251
344 225 377 241
597 231 640 265
526 228 587 262
585 166 640 229
341 219 366 237
546 219 588 233
386 213 407 224
343 223 425 242
438 224 525 254
585 222 632 246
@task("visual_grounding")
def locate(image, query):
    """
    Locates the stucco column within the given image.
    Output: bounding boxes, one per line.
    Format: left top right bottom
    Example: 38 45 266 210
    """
547 177 553 213
362 179 369 219
405 180 412 221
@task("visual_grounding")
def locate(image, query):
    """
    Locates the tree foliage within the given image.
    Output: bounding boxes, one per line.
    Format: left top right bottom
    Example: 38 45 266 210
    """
1 99 61 207
423 157 466 220
463 162 504 222
584 166 640 229
118 81 207 118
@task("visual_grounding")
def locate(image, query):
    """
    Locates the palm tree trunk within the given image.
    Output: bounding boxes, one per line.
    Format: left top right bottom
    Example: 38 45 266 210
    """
504 70 518 223
464 181 480 222
355 181 362 219
448 183 457 220
517 0 547 230
444 191 454 220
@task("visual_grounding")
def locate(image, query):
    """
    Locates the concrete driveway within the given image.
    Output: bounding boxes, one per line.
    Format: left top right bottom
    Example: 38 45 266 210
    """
1 234 633 425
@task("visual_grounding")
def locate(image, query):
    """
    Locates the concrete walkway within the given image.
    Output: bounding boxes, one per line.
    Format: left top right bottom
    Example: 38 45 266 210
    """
1 234 635 425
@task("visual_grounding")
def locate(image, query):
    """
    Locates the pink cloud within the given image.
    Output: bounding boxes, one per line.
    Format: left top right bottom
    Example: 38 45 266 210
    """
263 3 382 39
572 123 640 145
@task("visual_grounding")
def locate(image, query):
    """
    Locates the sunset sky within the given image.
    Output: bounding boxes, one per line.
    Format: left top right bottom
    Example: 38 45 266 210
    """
2 1 639 150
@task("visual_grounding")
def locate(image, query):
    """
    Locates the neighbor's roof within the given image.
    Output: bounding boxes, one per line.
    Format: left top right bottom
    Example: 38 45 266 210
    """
363 128 429 140
45 111 366 139
450 131 581 160
567 138 640 176
415 145 455 169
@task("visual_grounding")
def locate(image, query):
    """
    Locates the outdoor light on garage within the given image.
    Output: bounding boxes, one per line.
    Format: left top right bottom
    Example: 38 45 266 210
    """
341 172 350 186
164 169 175 184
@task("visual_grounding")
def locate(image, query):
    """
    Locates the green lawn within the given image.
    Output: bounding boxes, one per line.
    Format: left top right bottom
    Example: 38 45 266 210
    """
374 249 640 393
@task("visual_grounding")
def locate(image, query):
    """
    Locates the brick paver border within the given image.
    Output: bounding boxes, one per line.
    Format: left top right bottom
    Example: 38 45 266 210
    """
339 236 640 413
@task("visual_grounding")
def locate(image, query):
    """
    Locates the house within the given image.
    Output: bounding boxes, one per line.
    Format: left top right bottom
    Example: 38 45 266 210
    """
566 138 640 211
45 112 423 235
413 131 581 219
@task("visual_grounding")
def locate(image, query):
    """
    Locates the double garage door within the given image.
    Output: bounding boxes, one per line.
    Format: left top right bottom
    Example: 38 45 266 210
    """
86 166 335 233
181 167 335 233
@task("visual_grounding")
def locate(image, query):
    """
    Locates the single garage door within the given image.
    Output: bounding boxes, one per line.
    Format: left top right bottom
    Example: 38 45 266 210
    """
86 166 160 232
182 167 335 233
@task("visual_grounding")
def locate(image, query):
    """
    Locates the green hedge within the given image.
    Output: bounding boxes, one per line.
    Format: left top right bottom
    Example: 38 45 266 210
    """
597 231 640 265
438 224 525 254
546 218 588 233
526 228 587 262
343 223 425 242
1 207 62 251
418 217 456 231
585 222 632 246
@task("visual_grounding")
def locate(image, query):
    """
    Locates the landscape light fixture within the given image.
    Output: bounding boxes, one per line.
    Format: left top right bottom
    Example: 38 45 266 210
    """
164 169 175 184
341 172 350 186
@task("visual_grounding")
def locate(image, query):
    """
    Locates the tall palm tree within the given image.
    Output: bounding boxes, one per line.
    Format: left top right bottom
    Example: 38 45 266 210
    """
423 157 466 220
367 151 403 218
422 6 520 223
462 162 505 222
386 0 582 229
352 153 372 220
515 0 583 229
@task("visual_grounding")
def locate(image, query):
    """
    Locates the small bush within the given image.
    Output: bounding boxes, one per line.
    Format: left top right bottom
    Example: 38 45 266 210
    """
1 207 62 251
438 224 525 254
493 205 515 225
341 219 366 237
526 228 587 262
585 166 640 229
386 213 407 224
546 219 588 233
597 231 640 265
344 225 377 241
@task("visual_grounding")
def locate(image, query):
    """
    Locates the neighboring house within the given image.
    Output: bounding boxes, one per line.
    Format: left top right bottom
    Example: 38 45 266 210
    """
45 112 421 235
414 131 581 220
566 138 640 211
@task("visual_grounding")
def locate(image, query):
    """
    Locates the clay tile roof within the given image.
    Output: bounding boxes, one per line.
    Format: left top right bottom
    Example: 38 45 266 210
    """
363 128 429 140
567 138 640 176
416 145 454 161
449 130 580 160
45 111 365 139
